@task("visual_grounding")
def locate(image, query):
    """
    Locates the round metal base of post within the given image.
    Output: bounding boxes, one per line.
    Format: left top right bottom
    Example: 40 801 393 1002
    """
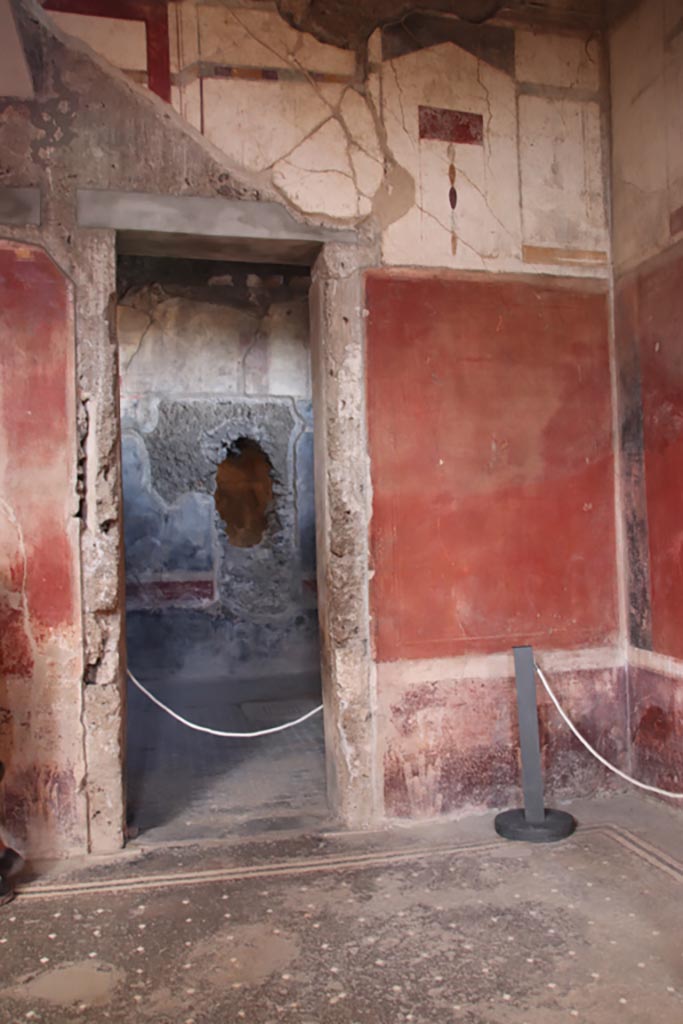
494 808 577 843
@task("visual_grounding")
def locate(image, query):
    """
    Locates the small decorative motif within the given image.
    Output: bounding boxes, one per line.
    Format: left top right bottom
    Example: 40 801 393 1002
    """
419 106 484 145
418 112 483 255
448 147 458 254
209 64 351 86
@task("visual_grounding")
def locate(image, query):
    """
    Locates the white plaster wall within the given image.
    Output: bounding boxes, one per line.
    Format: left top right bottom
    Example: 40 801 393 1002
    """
610 0 683 272
118 289 311 401
381 45 520 271
519 95 606 255
46 1 611 277
515 29 600 90
48 12 147 72
196 5 355 75
202 79 345 174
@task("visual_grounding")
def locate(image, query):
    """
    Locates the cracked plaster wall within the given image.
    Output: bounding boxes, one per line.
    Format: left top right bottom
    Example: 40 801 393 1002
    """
51 0 611 276
610 0 683 274
118 270 320 684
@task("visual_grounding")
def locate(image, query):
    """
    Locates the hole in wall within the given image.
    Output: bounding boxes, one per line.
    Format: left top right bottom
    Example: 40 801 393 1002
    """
214 438 274 548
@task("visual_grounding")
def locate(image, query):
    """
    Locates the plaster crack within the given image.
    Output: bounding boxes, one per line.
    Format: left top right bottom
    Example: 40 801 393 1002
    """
475 58 494 144
455 163 516 243
264 115 335 172
121 310 154 375
282 158 356 185
228 10 370 211
616 174 663 196
388 59 411 138
228 9 338 120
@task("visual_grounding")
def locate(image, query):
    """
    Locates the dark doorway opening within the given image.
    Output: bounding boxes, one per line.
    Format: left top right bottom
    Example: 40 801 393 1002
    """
117 254 326 842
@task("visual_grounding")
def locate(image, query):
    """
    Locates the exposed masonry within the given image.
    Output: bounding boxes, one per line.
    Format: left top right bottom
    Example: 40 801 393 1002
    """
309 241 380 825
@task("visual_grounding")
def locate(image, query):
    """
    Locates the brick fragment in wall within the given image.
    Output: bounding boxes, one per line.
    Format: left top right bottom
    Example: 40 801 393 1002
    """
85 620 123 688
81 532 121 612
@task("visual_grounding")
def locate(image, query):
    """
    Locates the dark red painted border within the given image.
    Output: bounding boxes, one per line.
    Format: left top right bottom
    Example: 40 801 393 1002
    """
126 578 214 602
418 105 483 145
44 0 171 101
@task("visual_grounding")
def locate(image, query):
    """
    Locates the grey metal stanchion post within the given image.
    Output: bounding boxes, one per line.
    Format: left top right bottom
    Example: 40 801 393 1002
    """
495 646 576 842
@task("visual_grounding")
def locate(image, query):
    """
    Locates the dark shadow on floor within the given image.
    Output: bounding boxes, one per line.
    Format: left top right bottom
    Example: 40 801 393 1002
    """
126 670 327 842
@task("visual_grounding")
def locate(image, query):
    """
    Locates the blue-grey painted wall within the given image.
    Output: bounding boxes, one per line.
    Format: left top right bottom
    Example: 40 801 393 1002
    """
118 272 319 684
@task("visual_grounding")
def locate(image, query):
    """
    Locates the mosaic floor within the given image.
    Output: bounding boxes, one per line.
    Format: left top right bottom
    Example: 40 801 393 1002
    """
1 795 682 1023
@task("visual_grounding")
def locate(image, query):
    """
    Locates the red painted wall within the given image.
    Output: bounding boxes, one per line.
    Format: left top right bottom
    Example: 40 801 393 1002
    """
636 244 683 659
366 272 617 661
382 665 628 817
629 667 683 799
0 241 83 852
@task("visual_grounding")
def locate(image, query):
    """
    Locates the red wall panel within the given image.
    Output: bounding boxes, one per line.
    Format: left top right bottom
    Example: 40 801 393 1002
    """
0 241 83 850
638 245 683 659
366 272 617 661
629 667 683 798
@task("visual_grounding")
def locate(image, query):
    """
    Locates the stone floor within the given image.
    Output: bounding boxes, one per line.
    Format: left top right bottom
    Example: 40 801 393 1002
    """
2 794 682 1023
126 671 327 843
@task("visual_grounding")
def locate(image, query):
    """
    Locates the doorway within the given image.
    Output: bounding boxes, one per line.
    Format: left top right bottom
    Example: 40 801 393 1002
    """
116 254 326 841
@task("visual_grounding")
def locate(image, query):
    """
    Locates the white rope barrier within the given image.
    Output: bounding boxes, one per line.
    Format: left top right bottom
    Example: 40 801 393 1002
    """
127 669 323 738
535 663 683 799
129 661 682 795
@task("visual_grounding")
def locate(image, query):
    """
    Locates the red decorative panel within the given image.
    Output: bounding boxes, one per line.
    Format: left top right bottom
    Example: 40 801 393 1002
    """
637 244 683 658
629 668 683 799
0 243 78 638
382 666 627 817
366 272 617 661
0 241 82 848
418 106 483 145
